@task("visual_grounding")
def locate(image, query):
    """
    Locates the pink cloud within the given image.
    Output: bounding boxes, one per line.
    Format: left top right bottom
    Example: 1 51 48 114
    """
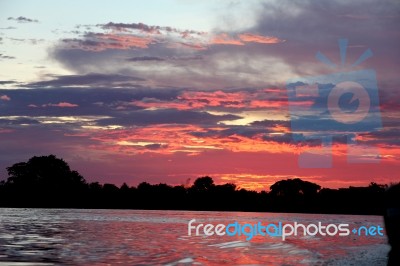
0 95 10 101
210 33 284 46
42 102 78 108
238 33 284 44
65 33 155 51
211 33 244 46
61 22 285 52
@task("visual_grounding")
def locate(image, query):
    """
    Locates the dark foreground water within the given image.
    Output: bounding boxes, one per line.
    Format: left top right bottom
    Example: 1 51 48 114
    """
0 208 389 265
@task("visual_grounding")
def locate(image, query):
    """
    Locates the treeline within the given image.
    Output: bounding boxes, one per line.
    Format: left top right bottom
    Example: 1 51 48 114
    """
0 155 397 215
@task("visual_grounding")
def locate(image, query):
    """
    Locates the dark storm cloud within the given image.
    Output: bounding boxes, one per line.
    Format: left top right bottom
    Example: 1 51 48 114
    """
7 16 39 23
190 126 267 138
0 117 40 126
100 22 163 32
28 73 145 88
0 88 242 128
189 122 288 139
261 133 299 144
359 128 400 145
96 109 240 126
250 0 400 86
0 80 17 85
188 117 371 146
99 22 205 36
51 40 204 72
0 88 180 117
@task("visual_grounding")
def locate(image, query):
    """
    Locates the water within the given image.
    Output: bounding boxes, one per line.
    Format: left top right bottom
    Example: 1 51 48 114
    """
0 208 389 265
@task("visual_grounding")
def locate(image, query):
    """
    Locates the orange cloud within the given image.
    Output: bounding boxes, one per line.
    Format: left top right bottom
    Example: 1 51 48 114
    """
211 33 244 46
62 22 285 52
238 33 284 44
83 123 299 157
101 34 153 49
211 33 284 46
168 42 208 50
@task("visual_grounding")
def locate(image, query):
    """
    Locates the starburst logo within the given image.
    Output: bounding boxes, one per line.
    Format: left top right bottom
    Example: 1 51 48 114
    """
286 39 382 168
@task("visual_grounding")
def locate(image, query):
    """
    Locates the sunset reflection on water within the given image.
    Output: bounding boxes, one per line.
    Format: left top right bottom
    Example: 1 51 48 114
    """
0 209 389 265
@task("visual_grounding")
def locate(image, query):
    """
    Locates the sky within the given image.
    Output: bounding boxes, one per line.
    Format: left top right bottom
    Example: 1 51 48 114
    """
0 0 399 190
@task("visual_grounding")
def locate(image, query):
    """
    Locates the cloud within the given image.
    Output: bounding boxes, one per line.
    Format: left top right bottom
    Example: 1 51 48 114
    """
0 81 17 85
58 22 208 52
99 22 206 36
0 95 10 101
0 54 15 60
49 18 292 89
0 117 39 125
0 26 16 30
61 33 155 51
28 73 145 88
8 38 44 45
60 22 284 52
211 33 245 46
51 45 294 89
96 109 241 126
238 33 284 44
210 33 284 46
144 143 166 150
42 102 79 108
130 89 289 110
7 16 39 23
0 87 181 117
126 56 165 62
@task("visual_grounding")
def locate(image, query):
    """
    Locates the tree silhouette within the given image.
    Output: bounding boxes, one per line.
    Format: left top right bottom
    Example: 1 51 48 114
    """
269 178 321 212
270 178 321 197
192 176 214 192
0 154 393 215
2 155 87 207
6 154 86 189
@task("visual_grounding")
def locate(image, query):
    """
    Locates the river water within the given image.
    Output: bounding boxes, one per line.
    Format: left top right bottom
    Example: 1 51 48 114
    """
0 208 389 265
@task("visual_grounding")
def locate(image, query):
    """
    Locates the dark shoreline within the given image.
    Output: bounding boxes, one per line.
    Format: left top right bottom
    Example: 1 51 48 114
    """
0 155 397 216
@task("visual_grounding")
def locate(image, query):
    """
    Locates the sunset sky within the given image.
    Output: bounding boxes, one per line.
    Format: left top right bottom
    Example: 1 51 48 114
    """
0 0 399 190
